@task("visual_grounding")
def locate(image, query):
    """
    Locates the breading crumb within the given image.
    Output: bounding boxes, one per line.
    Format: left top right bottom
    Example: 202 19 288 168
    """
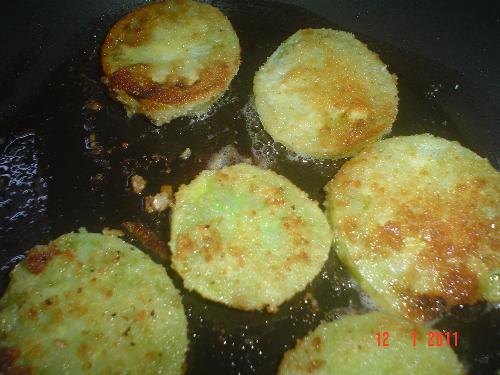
130 175 146 194
144 187 174 214
160 184 173 195
206 144 249 170
102 228 125 237
179 148 192 160
85 99 103 111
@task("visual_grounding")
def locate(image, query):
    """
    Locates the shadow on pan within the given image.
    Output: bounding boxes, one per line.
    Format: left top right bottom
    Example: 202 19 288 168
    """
0 1 499 374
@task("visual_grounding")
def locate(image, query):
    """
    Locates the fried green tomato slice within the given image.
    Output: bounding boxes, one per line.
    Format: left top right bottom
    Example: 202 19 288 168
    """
325 134 500 321
278 312 465 375
254 29 398 159
170 163 333 312
0 232 188 374
101 0 240 125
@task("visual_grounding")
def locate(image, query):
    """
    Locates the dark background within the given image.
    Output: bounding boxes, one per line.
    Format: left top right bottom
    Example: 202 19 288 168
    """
0 1 499 374
1 0 500 126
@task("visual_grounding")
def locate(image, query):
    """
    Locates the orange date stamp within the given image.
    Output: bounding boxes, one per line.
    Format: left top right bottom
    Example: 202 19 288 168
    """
376 331 459 347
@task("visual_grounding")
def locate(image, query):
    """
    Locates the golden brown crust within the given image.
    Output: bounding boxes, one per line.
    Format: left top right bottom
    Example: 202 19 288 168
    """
254 29 398 159
25 246 75 275
0 347 32 375
284 61 394 154
326 134 500 321
101 3 167 62
362 175 496 314
121 221 169 260
0 233 188 373
278 312 465 374
101 0 240 124
104 63 233 107
170 164 333 312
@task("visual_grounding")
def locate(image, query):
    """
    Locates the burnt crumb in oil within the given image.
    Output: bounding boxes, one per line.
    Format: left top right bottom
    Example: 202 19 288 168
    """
0 1 497 375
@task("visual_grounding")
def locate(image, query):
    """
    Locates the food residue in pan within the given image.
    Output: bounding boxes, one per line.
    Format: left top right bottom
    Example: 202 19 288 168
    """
0 1 498 374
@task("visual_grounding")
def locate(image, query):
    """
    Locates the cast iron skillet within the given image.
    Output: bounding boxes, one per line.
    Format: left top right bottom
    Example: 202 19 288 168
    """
0 1 499 374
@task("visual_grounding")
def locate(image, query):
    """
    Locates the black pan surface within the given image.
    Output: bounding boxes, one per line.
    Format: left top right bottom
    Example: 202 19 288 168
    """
1 1 499 374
